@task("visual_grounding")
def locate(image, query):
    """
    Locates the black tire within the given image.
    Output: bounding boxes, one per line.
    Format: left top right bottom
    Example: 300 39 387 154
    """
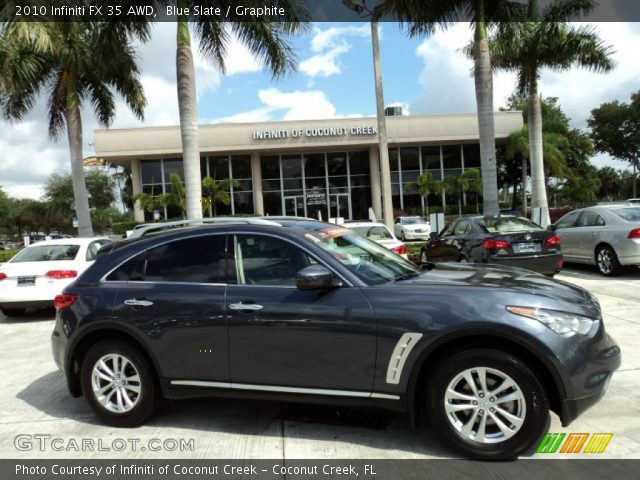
80 340 160 427
1 308 26 317
420 249 428 264
426 349 549 460
596 245 622 276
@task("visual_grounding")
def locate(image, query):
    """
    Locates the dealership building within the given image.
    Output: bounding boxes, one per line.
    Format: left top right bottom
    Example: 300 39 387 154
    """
94 112 523 223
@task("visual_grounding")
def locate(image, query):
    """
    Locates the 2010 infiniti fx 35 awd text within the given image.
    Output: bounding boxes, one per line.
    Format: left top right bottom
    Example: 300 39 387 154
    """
51 218 620 460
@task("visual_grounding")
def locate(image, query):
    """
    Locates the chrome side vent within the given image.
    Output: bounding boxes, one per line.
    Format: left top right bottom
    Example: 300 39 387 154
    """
385 333 423 384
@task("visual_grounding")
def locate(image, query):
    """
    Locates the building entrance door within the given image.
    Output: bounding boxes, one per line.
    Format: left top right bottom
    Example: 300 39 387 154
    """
329 193 350 220
284 196 305 217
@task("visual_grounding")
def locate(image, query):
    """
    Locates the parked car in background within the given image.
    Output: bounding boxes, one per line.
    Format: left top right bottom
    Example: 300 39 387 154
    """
346 221 407 258
626 198 640 205
551 205 640 276
51 219 620 459
420 216 563 276
0 237 112 317
394 216 431 241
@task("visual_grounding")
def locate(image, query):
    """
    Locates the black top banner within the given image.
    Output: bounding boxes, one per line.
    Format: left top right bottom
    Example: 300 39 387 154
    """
1 0 639 23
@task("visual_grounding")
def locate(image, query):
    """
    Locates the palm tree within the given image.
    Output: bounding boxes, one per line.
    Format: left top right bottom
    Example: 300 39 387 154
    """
407 172 444 217
397 0 527 218
490 0 614 225
159 172 187 219
134 186 159 221
202 177 240 217
174 1 308 220
444 168 482 217
0 22 147 237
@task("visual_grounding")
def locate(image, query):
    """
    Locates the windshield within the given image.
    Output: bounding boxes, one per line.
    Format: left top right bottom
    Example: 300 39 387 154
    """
478 217 542 233
305 226 419 285
11 244 80 263
611 207 640 222
403 217 427 225
351 225 393 241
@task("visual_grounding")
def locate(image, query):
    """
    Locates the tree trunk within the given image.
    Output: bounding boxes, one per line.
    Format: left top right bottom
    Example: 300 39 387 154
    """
64 105 93 237
473 18 499 217
633 157 638 198
522 154 528 216
176 18 203 220
528 93 550 226
458 194 462 217
425 195 429 217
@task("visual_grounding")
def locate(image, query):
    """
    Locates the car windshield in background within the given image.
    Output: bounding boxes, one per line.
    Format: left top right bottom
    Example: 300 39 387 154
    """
611 207 640 222
10 245 80 263
403 217 427 225
352 225 393 241
478 217 542 233
305 227 418 285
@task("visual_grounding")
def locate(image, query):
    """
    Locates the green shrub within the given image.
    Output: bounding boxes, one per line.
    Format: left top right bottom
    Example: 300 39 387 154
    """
0 248 20 262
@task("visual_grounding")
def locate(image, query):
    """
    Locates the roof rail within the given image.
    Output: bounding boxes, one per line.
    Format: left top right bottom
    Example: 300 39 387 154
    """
126 217 281 239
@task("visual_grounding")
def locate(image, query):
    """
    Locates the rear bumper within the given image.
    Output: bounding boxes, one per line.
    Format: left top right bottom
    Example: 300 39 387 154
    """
487 252 563 275
0 300 52 310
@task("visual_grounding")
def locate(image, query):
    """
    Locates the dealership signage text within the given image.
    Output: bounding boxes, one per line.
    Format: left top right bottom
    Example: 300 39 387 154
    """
253 125 378 140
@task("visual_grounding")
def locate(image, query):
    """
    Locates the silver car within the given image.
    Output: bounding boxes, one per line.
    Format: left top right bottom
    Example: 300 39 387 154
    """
552 205 640 276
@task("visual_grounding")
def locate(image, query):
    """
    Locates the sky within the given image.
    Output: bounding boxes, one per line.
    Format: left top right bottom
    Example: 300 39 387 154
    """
1 21 639 200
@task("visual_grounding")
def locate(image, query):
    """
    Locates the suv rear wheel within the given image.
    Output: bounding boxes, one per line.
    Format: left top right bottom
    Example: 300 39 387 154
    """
80 340 159 427
426 349 549 459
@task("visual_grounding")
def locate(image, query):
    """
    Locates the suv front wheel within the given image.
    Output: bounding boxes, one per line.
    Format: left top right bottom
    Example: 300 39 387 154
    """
80 340 159 427
426 349 549 459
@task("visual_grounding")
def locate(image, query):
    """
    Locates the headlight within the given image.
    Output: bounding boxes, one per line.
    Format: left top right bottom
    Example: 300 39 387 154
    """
506 306 596 336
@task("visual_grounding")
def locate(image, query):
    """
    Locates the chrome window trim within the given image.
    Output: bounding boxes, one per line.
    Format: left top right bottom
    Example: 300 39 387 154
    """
385 332 424 385
170 380 399 400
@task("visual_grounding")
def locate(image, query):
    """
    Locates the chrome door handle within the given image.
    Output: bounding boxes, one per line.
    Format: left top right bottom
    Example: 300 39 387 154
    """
229 302 263 311
124 299 154 307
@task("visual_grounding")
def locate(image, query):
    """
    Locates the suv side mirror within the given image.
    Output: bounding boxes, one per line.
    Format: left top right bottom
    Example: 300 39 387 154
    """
429 231 439 240
547 224 557 232
295 265 339 290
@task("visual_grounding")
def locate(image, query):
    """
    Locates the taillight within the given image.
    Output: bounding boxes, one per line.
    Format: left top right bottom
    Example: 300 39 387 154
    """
54 294 77 310
628 228 640 239
391 244 407 255
481 239 511 250
46 270 77 279
0 273 6 281
545 235 561 247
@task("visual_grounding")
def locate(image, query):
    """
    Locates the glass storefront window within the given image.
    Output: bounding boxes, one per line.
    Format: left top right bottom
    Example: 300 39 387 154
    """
231 155 251 178
163 158 183 183
141 160 162 184
442 145 461 169
422 146 441 170
463 143 481 168
233 192 254 214
327 152 347 176
388 148 399 171
209 156 230 179
263 192 282 216
261 155 280 179
400 147 420 171
303 153 325 177
281 155 302 179
348 151 369 175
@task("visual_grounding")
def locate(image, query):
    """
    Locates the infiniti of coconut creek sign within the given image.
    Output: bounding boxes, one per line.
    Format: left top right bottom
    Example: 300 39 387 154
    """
253 125 378 140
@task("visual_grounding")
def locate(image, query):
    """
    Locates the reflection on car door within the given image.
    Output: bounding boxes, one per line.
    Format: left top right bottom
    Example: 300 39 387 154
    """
574 210 606 261
226 233 376 392
109 234 229 383
554 211 582 260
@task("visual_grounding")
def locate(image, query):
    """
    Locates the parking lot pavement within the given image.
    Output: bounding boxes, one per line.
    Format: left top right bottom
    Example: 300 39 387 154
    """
1 264 638 460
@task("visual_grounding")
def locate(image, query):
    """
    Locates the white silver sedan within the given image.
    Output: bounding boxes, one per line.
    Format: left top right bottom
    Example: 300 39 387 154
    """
394 216 431 241
552 205 640 276
0 237 112 317
346 221 408 258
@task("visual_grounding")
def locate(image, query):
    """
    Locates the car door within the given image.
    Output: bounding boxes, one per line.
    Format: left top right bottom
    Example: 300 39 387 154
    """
109 234 230 383
225 233 376 392
554 211 582 260
573 210 606 261
426 222 459 262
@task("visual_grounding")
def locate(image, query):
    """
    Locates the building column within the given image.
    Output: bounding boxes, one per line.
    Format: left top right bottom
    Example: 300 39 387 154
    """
369 146 382 220
130 158 145 223
251 152 264 215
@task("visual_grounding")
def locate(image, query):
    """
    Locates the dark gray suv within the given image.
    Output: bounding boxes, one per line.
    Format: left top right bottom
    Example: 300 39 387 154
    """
51 219 620 459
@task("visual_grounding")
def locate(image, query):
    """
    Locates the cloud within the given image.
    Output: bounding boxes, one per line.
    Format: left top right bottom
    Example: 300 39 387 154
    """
213 88 338 123
299 24 370 78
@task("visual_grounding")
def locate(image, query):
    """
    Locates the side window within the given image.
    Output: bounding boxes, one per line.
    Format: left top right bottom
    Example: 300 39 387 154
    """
440 223 454 236
453 221 470 236
86 240 112 261
576 211 605 227
106 235 228 283
234 235 314 286
556 211 580 229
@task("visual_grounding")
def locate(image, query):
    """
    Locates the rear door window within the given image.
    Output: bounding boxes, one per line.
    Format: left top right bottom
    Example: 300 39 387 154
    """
555 211 581 229
106 235 228 283
576 211 605 227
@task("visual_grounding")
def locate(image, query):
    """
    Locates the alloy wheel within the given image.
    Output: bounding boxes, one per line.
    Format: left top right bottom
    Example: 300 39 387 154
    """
91 353 142 413
597 248 614 275
444 367 526 444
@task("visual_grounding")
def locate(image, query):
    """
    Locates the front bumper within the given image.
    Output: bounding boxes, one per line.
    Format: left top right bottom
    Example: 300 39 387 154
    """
404 232 430 240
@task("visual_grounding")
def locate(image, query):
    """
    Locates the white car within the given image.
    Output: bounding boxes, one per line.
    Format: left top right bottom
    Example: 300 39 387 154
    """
0 237 112 317
394 216 431 241
346 221 408 258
